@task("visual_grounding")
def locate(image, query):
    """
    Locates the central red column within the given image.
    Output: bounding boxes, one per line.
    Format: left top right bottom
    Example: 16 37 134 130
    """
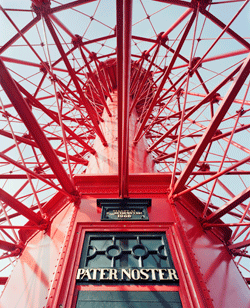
86 90 155 175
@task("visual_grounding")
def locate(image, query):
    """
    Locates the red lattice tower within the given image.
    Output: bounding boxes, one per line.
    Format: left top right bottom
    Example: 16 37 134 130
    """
0 0 250 307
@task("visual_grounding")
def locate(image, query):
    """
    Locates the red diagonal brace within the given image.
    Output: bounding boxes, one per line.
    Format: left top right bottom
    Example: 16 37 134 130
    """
172 52 250 195
0 129 88 164
0 152 72 197
155 122 250 161
0 277 8 285
133 9 196 144
204 186 250 224
0 240 21 252
149 64 242 153
0 188 45 225
50 0 96 14
0 58 77 195
201 9 250 50
16 82 95 155
228 239 250 250
43 15 107 146
0 16 41 55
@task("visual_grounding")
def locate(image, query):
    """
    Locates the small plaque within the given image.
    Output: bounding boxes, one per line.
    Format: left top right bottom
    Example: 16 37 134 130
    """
97 199 151 221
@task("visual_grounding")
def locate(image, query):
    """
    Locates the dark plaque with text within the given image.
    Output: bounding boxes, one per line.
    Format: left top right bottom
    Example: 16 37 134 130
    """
97 199 151 221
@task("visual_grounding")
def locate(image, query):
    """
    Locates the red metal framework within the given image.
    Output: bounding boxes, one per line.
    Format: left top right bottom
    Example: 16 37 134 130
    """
0 0 250 297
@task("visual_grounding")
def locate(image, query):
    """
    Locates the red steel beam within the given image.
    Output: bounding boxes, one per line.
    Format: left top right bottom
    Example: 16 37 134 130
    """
16 82 95 155
229 239 250 250
116 0 124 195
0 58 77 195
120 0 133 198
0 15 41 55
0 240 21 252
0 129 87 164
148 64 242 152
0 175 57 179
202 48 249 64
133 9 196 144
172 52 250 195
50 0 97 14
204 186 250 224
173 47 250 70
154 0 194 8
200 9 250 50
0 278 8 285
0 188 45 226
80 34 115 48
43 15 107 146
0 152 72 197
116 0 133 197
0 56 68 74
138 7 193 61
173 155 250 199
155 122 250 161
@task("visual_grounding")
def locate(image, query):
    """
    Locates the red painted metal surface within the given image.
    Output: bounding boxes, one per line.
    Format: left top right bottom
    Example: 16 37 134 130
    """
0 0 250 306
0 201 76 308
175 202 250 308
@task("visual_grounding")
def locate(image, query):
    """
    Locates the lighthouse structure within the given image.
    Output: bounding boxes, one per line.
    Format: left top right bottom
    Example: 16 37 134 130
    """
0 0 250 307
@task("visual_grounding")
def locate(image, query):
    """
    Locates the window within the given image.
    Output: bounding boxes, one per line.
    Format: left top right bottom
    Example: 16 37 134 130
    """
77 233 178 284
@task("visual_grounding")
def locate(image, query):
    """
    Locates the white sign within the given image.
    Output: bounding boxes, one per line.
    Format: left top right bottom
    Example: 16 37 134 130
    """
76 268 179 282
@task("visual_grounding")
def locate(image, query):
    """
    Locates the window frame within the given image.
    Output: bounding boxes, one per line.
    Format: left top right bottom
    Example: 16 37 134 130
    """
60 222 193 308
